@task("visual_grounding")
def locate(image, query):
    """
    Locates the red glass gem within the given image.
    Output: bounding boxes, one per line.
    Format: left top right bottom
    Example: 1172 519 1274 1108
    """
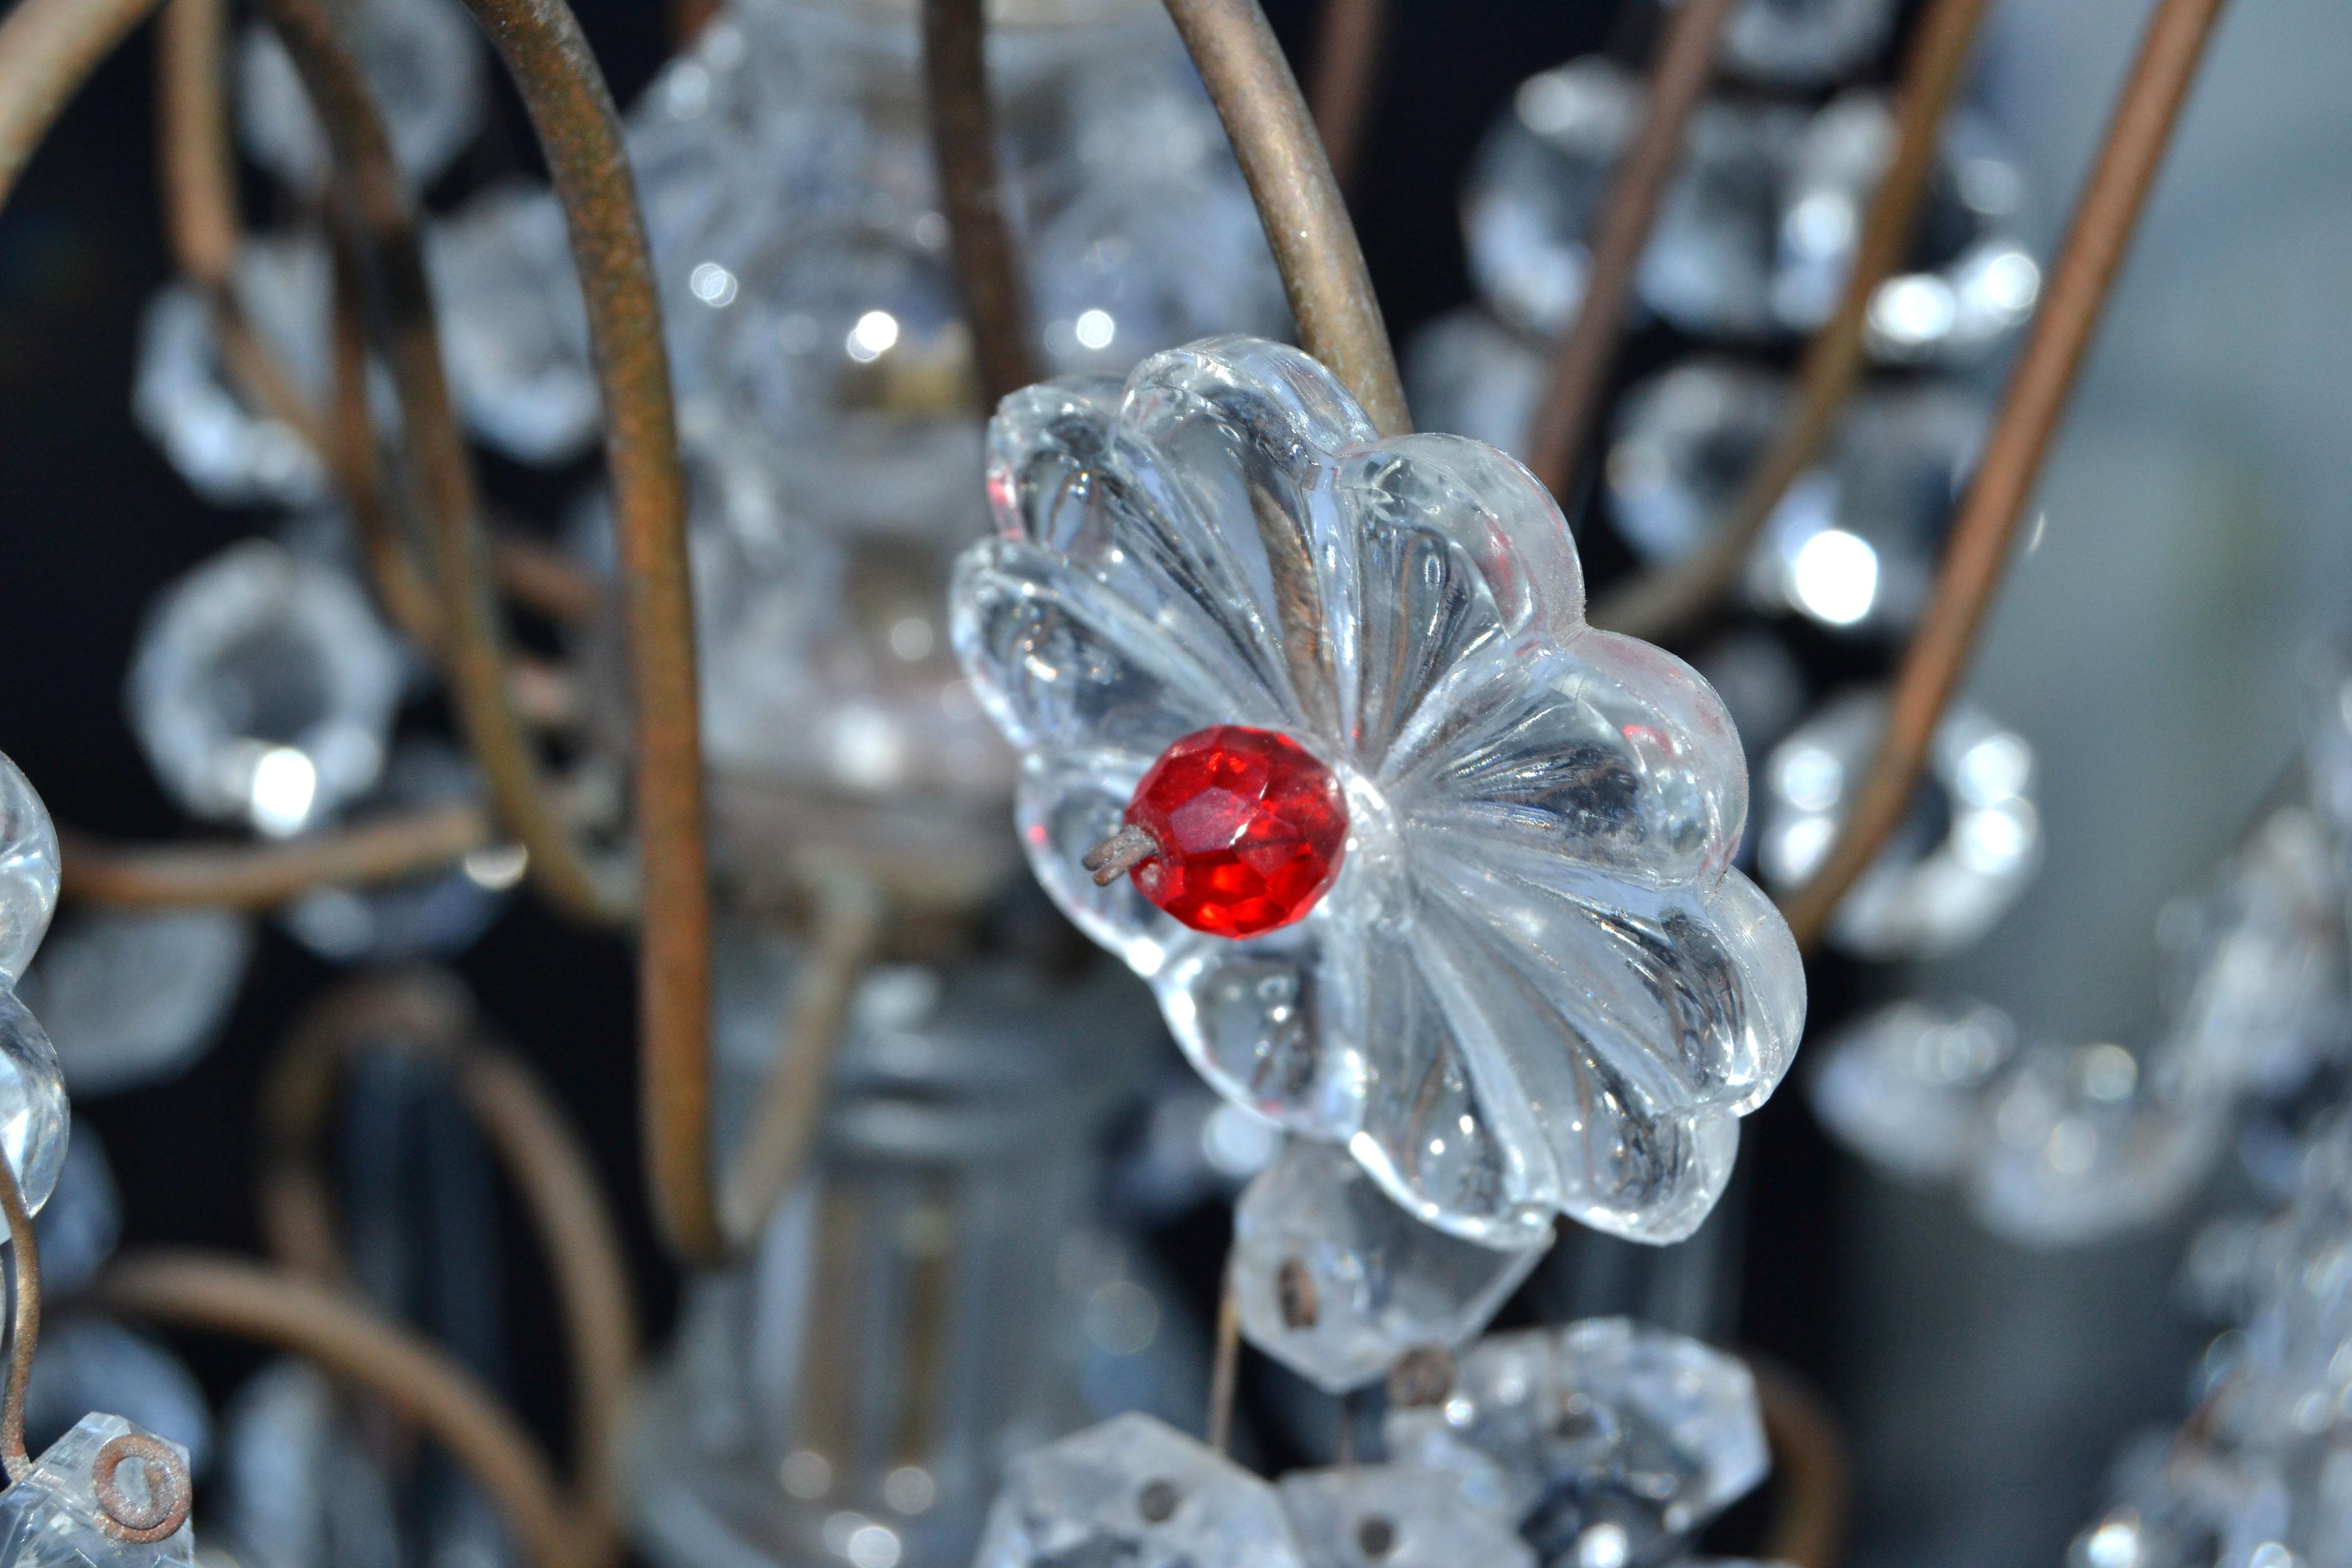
1123 725 1349 938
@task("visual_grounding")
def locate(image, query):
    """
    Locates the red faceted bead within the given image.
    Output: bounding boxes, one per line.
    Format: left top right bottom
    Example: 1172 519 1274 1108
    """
1123 725 1348 938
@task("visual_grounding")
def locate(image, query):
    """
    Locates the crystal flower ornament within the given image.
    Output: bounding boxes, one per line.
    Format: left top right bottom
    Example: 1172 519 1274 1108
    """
951 337 1805 1247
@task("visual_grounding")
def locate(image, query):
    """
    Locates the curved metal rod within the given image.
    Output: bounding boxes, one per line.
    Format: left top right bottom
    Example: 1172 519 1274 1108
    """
1752 1359 1851 1568
1524 0 1737 500
1164 0 1407 437
156 0 235 288
0 0 165 208
1592 0 1997 641
1205 1263 1240 1453
58 804 495 910
446 0 717 1263
1779 0 2231 950
0 1150 40 1484
1305 0 1386 195
256 972 638 1549
256 0 626 927
95 1252 584 1568
921 0 1038 406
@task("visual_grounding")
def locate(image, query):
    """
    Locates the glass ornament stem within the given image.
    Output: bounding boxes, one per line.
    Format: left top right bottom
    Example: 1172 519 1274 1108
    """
1592 0 1999 643
1163 0 1409 436
0 1139 40 1485
1523 0 1738 502
1779 0 2232 952
921 0 1041 405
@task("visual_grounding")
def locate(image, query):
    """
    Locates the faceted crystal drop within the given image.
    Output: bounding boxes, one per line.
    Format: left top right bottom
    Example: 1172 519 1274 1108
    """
0 751 60 982
20 911 251 1097
974 1413 1307 1568
1965 1042 2223 1247
1233 1140 1551 1393
0 1412 194 1568
125 540 406 837
1382 1319 1768 1559
1758 691 2039 959
1124 727 1349 939
0 987 69 1215
236 0 485 192
1720 0 1896 88
1807 998 2018 1184
1279 1465 1534 1568
426 183 600 465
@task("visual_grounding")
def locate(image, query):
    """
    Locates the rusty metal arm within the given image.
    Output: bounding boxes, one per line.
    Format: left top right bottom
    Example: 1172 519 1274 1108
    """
1305 0 1386 195
58 805 495 910
921 0 1039 405
1164 0 1407 436
1779 0 2231 950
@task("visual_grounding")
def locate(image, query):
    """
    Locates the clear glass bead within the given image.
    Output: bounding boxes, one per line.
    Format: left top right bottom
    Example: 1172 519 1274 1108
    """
1382 1318 1768 1558
1464 60 1801 340
1606 360 1786 566
1966 1042 2222 1247
1278 1465 1534 1568
955 337 1804 1246
0 751 60 983
973 1413 1306 1568
0 1413 195 1568
1806 997 2016 1184
1774 92 2038 364
1720 0 1897 88
426 182 601 465
279 742 510 963
1233 1140 1550 1392
17 910 250 1098
0 986 69 1215
236 0 485 192
125 540 406 837
130 235 332 509
1758 689 2040 958
24 1322 211 1480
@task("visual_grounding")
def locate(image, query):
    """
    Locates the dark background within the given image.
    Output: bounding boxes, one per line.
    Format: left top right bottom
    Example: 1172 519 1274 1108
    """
0 0 1931 1526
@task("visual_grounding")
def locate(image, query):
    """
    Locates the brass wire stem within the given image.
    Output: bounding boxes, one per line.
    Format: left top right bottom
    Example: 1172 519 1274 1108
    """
1305 0 1386 195
95 1252 585 1568
0 0 165 208
1591 0 1997 641
1752 1359 1851 1568
58 804 496 910
921 0 1039 405
1164 0 1407 437
1524 0 1737 500
157 0 234 287
444 0 716 1263
1779 0 2231 951
256 0 626 928
256 972 639 1550
0 1153 39 1484
1206 1263 1240 1453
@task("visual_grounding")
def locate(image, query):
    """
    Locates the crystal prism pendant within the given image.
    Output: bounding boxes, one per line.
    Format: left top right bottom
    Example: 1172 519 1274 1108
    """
1719 0 1897 88
0 752 59 984
1758 690 2039 958
1278 1465 1534 1568
1774 91 2038 363
426 183 601 466
236 0 485 192
126 540 406 837
1965 1042 2223 1247
1233 1140 1551 1392
974 1414 1306 1568
0 1413 195 1567
18 909 251 1097
1381 1318 1768 1561
1807 998 2017 1184
954 336 1802 1247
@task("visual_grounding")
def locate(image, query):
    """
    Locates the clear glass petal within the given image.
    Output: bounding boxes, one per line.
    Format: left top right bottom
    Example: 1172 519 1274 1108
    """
1155 921 1363 1140
1235 1140 1550 1392
0 753 59 983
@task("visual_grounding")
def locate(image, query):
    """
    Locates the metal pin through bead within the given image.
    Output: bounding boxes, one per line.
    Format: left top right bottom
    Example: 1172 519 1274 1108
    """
1082 823 1160 887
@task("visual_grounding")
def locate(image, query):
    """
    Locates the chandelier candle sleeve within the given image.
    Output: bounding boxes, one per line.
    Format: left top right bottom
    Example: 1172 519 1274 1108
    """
951 335 1805 1249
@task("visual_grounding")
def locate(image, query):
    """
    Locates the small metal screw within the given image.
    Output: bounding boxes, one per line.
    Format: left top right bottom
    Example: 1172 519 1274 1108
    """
1137 1478 1181 1524
1356 1515 1398 1559
1386 1344 1455 1408
1276 1256 1319 1329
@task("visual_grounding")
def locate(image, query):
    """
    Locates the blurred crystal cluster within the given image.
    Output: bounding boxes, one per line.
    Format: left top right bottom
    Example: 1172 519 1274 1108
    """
1810 642 2352 1248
